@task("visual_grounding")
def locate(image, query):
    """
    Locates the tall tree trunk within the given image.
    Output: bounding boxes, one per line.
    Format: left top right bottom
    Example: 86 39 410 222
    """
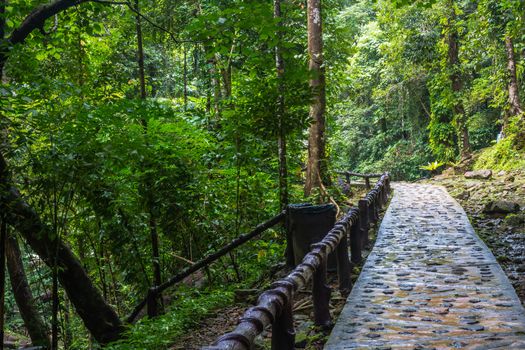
135 0 146 99
446 1 470 158
0 153 124 344
305 0 328 196
6 234 50 348
135 2 162 307
206 54 222 123
183 45 188 111
274 0 288 210
504 35 522 132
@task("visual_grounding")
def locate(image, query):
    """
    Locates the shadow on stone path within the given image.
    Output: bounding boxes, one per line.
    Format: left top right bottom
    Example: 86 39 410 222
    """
325 183 525 349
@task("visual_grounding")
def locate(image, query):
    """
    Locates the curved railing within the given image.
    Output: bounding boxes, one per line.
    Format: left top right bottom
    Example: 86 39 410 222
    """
204 173 391 350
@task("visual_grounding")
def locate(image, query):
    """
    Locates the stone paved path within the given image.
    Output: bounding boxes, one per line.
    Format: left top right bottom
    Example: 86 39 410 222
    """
325 183 525 349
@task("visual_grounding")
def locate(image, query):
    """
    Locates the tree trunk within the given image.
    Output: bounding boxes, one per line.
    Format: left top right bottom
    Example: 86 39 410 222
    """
135 0 162 303
274 0 288 210
6 234 50 348
305 0 328 196
504 35 522 131
183 44 188 111
135 0 146 99
208 56 222 122
0 153 124 344
446 1 470 158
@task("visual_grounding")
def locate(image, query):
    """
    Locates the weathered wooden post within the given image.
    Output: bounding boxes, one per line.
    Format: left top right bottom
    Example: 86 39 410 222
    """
368 197 376 225
271 281 295 350
349 219 362 264
358 199 370 247
372 193 380 222
365 176 371 189
380 183 386 207
334 225 352 294
311 244 331 327
146 288 158 318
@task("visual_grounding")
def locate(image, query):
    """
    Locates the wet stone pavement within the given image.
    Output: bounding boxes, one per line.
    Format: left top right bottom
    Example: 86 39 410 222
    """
325 183 525 349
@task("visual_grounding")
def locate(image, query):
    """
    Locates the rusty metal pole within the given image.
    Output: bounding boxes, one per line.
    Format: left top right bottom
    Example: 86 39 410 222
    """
311 244 331 327
335 228 352 294
358 200 369 247
349 222 362 264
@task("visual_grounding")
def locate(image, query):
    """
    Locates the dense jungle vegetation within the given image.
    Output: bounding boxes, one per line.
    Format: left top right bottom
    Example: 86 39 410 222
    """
0 0 524 348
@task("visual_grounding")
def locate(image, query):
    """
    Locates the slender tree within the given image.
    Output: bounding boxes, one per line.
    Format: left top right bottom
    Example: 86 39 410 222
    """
504 35 522 121
135 0 162 307
6 234 50 348
446 0 470 158
305 0 328 196
274 0 288 209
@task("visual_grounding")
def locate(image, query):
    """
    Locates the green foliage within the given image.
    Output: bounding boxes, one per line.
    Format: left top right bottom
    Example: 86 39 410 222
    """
419 161 444 171
474 117 525 171
106 289 235 350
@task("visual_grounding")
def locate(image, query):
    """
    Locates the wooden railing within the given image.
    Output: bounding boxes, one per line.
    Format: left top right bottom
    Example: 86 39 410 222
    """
127 212 286 323
204 173 391 350
336 170 384 190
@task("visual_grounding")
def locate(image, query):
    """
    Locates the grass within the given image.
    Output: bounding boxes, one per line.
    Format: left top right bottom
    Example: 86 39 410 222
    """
105 288 234 350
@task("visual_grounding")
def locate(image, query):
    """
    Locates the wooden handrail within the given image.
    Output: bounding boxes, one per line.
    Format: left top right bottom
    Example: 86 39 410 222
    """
204 173 391 350
126 211 286 323
335 171 384 178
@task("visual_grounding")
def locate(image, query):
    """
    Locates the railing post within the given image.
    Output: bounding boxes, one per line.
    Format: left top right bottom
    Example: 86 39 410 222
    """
365 176 370 189
373 193 380 221
368 198 376 225
335 228 352 295
358 200 369 247
271 282 295 350
350 221 362 264
311 244 331 327
147 288 158 318
380 184 386 207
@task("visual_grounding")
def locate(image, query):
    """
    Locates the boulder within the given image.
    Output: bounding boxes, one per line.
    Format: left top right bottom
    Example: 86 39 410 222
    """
464 169 492 179
483 200 520 214
497 170 507 177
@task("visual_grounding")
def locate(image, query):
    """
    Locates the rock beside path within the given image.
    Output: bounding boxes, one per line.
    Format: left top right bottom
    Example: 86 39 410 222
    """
483 200 520 214
464 169 492 179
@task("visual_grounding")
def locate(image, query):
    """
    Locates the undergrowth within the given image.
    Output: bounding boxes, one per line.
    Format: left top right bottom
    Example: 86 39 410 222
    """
474 138 525 171
105 288 235 350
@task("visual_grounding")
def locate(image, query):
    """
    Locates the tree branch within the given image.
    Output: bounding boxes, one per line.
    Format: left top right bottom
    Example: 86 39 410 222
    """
7 0 199 50
9 0 88 45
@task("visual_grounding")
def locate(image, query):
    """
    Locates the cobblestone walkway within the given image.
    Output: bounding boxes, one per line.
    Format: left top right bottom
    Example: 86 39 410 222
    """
325 183 525 349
